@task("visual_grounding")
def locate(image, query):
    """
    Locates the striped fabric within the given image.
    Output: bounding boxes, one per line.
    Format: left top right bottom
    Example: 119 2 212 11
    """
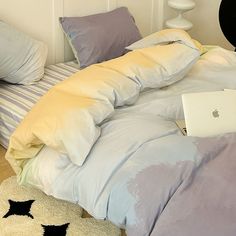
0 61 80 148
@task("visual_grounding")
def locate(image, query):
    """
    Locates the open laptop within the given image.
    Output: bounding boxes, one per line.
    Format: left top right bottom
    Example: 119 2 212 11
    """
182 91 236 137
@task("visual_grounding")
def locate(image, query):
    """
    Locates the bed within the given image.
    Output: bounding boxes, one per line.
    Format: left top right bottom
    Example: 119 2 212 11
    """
2 2 236 236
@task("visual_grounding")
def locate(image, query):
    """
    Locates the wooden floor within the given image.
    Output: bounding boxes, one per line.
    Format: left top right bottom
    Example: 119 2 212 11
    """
0 145 15 183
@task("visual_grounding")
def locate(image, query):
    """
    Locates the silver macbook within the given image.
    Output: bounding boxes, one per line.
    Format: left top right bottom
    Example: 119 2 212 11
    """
182 91 236 137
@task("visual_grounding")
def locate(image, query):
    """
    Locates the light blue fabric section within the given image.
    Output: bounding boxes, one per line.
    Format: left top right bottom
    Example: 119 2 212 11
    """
0 21 47 84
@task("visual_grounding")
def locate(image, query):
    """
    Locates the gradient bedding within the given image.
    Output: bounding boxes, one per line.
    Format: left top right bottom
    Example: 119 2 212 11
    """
5 30 236 235
6 30 201 172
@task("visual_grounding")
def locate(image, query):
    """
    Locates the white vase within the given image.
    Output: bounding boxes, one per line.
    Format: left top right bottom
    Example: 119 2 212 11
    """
166 0 195 31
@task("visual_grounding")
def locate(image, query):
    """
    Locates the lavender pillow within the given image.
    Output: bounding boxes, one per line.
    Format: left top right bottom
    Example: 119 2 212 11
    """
59 7 142 68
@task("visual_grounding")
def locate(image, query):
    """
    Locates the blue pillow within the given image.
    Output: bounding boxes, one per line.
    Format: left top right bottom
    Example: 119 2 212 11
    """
0 21 48 85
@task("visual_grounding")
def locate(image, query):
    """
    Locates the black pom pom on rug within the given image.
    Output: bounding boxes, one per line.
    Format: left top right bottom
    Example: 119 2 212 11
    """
0 177 120 236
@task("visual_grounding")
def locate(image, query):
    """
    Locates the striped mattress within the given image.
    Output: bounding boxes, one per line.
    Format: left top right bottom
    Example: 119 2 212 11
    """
0 61 80 148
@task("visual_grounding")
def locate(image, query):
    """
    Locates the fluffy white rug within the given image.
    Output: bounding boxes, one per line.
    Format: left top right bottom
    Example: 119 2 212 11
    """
0 177 120 236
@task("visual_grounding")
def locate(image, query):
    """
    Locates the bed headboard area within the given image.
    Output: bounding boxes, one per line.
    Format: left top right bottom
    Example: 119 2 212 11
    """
0 0 164 65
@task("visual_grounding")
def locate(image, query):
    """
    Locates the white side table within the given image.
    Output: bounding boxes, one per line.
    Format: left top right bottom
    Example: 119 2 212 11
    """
166 0 195 31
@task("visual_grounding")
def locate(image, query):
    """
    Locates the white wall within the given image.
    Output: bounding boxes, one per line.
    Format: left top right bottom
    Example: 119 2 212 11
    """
1 0 234 65
163 0 234 50
0 0 165 64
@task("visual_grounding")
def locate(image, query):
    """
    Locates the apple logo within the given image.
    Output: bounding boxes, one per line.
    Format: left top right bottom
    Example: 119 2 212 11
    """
212 109 220 118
